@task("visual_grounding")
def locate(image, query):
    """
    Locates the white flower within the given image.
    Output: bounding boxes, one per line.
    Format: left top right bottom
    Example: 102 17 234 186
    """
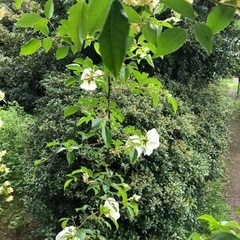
6 195 13 202
80 68 103 91
0 150 6 158
128 128 160 158
104 197 120 221
144 128 160 156
0 119 3 128
56 226 80 240
0 90 5 100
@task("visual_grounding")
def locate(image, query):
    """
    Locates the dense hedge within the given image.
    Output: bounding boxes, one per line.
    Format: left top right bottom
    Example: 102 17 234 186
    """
21 71 231 239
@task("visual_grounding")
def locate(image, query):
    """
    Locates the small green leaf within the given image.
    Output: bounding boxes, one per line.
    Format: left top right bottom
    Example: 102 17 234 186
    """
92 118 103 128
17 13 42 27
33 18 49 36
56 46 69 60
142 23 162 47
15 0 23 9
206 5 235 34
155 28 186 57
66 151 75 165
20 38 41 56
44 0 54 19
65 77 77 86
123 5 141 23
64 105 80 117
161 0 195 20
168 95 178 113
194 23 213 55
99 0 130 77
129 149 138 165
87 0 112 35
42 38 53 53
64 179 73 190
59 218 70 229
101 126 112 147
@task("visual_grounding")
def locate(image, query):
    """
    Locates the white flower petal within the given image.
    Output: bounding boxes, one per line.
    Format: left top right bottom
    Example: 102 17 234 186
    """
94 70 103 77
88 81 97 90
56 226 77 240
81 68 92 80
145 128 160 156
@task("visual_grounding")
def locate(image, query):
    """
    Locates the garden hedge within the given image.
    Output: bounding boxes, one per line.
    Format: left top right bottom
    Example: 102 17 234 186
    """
21 71 231 239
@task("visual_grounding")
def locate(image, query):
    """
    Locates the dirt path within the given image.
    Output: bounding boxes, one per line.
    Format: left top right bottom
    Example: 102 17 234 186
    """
227 114 240 221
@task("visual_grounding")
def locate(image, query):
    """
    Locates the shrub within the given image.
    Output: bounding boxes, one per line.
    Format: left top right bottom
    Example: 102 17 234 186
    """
0 102 34 188
22 74 231 239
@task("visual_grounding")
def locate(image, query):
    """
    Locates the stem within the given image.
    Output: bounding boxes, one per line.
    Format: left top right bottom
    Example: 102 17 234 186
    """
107 76 111 130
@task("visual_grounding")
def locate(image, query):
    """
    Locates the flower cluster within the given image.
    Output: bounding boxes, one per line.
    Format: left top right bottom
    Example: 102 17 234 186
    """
56 226 79 240
122 0 160 10
128 128 160 158
80 68 103 91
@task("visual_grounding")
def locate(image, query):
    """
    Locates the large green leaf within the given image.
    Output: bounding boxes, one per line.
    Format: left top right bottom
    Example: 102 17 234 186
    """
154 28 186 57
44 0 54 19
194 23 213 55
87 0 112 35
20 38 41 56
206 5 235 34
68 2 88 52
17 13 42 27
161 0 195 20
99 0 129 77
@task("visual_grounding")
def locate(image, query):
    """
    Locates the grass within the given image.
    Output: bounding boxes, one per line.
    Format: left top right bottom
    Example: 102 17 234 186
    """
219 77 239 96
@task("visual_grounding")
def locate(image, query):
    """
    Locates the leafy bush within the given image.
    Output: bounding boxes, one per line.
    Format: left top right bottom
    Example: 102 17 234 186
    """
22 73 231 239
0 102 34 188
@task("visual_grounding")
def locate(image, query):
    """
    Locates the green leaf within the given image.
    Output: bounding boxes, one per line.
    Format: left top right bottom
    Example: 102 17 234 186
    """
64 179 73 190
68 2 88 52
64 105 80 117
42 38 53 53
34 18 49 36
129 149 138 165
17 13 42 27
15 0 23 9
168 95 178 113
142 23 161 47
56 46 69 60
44 0 54 19
206 5 235 34
66 151 75 165
155 28 186 57
92 118 103 128
99 0 130 77
161 0 195 20
212 232 239 240
20 38 41 56
194 23 213 55
87 0 112 35
123 5 141 23
101 126 112 147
